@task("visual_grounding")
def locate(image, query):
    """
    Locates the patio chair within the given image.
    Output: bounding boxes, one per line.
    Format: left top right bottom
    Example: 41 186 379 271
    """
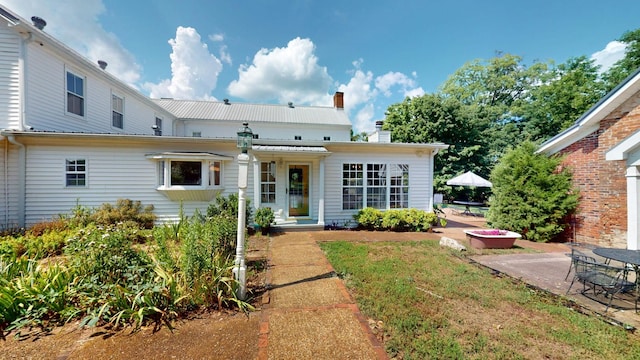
566 254 637 312
564 242 598 281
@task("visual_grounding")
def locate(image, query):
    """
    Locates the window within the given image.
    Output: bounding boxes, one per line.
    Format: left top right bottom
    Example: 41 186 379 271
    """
154 117 162 136
260 162 277 203
367 163 387 209
171 161 202 185
324 136 331 141
66 159 86 187
342 163 363 210
294 135 302 140
390 164 409 208
342 163 409 210
209 161 221 186
192 132 202 137
112 94 124 129
66 71 84 116
157 161 165 187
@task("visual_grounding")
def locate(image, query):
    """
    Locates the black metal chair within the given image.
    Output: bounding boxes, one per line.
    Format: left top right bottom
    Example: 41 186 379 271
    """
566 254 637 312
564 242 598 281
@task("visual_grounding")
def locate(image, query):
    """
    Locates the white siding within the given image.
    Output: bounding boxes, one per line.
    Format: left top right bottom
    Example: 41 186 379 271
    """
23 41 174 135
323 151 434 226
23 142 242 226
0 140 20 228
179 120 350 142
0 23 20 130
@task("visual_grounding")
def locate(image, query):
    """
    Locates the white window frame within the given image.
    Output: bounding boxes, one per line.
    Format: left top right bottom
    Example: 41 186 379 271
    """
65 159 87 187
112 93 124 129
260 161 277 204
147 153 230 190
342 162 410 210
66 70 85 117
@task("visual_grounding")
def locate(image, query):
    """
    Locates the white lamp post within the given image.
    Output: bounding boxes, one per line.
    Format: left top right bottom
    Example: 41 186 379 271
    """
234 122 253 300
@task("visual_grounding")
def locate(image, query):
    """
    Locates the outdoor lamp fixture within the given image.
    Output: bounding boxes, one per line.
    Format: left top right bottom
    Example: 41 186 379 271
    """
234 122 253 300
236 122 253 153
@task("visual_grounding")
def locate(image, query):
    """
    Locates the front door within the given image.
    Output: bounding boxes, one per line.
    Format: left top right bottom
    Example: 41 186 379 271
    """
288 164 309 217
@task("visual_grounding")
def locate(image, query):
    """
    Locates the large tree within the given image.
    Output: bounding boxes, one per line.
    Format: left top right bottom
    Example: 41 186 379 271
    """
602 29 640 92
384 94 488 198
522 56 604 142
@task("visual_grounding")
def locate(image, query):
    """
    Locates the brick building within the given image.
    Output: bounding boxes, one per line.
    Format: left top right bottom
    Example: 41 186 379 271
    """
539 68 640 249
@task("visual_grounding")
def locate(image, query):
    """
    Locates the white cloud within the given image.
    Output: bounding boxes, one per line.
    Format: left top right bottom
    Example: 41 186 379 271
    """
591 40 627 72
375 71 424 98
209 33 224 42
338 69 375 114
353 104 375 135
228 37 333 105
143 27 223 100
4 0 142 86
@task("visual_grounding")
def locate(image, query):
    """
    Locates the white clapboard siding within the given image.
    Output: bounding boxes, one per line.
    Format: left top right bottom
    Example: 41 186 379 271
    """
0 142 21 228
0 25 20 130
323 151 433 226
23 143 244 226
181 120 350 142
24 42 173 136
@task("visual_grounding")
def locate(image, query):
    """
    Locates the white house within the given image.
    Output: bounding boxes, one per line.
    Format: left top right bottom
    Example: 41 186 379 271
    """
0 6 447 230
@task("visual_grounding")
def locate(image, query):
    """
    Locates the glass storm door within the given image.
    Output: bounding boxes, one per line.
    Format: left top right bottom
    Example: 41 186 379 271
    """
288 164 309 216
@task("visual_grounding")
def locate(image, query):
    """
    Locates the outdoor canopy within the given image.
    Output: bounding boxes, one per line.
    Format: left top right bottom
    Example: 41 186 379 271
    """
446 171 492 187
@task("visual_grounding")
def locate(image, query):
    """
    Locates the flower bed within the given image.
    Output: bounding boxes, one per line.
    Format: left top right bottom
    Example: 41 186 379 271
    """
463 229 521 249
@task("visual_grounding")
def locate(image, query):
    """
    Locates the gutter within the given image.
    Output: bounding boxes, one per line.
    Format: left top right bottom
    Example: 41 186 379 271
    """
6 135 25 228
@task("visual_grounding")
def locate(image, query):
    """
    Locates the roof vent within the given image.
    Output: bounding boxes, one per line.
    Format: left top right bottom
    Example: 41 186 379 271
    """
31 16 46 30
97 60 107 70
223 98 230 105
288 102 294 108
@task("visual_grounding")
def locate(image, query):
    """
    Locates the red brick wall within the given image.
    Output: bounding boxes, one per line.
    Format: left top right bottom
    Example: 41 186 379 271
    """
558 94 640 247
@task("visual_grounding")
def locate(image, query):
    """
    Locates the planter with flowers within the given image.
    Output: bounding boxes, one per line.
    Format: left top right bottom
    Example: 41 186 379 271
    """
463 229 521 249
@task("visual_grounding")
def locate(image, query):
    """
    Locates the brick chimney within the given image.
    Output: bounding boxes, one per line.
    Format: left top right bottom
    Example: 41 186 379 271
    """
333 92 344 109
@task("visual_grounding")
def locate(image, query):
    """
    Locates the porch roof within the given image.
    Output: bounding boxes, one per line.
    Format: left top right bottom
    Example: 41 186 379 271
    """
251 145 330 155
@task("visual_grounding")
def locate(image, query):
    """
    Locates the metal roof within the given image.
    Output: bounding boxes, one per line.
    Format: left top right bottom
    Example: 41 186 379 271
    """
153 99 352 126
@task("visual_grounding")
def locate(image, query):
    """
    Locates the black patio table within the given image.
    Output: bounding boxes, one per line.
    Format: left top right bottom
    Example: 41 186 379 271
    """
593 247 640 268
452 201 485 216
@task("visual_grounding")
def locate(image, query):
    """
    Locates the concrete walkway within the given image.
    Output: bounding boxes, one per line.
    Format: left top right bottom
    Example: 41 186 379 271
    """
258 232 388 360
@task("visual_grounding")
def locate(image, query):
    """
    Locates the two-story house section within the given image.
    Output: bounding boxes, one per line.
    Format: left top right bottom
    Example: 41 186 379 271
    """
0 5 448 230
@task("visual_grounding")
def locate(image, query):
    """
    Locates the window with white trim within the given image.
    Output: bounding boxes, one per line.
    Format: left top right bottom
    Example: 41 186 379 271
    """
154 117 163 136
150 154 227 189
342 162 409 210
66 159 86 187
209 161 221 186
367 163 387 209
112 94 124 129
389 164 409 208
342 163 363 210
66 71 84 116
260 162 277 203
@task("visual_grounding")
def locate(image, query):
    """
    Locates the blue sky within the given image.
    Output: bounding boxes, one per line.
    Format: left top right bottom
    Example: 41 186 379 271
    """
5 0 640 132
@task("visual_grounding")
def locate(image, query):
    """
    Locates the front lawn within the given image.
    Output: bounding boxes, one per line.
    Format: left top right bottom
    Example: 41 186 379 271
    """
321 240 640 359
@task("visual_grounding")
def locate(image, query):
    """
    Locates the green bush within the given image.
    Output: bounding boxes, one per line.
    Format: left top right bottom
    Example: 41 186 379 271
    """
354 207 384 230
487 141 579 242
254 207 275 230
354 208 436 232
207 193 252 225
90 199 156 229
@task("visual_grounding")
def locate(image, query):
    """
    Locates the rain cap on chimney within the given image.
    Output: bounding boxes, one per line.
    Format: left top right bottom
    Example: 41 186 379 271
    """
98 60 107 70
31 16 46 30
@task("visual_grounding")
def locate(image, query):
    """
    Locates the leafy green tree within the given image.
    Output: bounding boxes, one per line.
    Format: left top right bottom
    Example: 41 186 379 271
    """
522 56 604 141
384 94 488 198
602 29 640 92
486 141 579 242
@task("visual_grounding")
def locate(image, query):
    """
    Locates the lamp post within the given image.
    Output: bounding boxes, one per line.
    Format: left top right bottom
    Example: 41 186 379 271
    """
234 122 253 300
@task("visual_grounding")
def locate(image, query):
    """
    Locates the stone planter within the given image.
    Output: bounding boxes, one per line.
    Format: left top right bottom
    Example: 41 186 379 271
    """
463 229 521 249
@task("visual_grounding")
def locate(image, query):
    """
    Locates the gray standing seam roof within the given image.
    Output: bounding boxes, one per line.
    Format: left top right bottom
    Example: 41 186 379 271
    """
153 99 352 126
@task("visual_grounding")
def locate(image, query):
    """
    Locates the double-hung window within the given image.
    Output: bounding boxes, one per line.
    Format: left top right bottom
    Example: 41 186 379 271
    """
154 117 163 136
66 159 86 187
342 163 409 210
260 162 277 203
342 163 363 210
66 71 84 117
112 94 124 129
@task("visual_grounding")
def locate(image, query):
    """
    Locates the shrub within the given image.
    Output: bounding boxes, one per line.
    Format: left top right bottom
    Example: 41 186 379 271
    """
487 141 579 242
254 207 275 232
90 199 156 229
354 207 383 230
207 193 252 225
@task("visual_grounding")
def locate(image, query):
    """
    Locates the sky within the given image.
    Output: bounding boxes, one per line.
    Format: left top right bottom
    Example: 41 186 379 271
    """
4 0 640 133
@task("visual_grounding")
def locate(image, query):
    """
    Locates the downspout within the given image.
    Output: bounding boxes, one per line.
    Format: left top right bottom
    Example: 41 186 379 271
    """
4 138 8 226
19 32 33 131
428 148 441 212
7 135 26 228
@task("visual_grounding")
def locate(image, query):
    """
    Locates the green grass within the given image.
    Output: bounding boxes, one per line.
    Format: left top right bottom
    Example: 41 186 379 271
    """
320 240 640 359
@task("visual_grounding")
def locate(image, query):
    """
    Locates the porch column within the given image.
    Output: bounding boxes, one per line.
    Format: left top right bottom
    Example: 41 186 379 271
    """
318 158 325 226
252 156 260 209
626 166 640 250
